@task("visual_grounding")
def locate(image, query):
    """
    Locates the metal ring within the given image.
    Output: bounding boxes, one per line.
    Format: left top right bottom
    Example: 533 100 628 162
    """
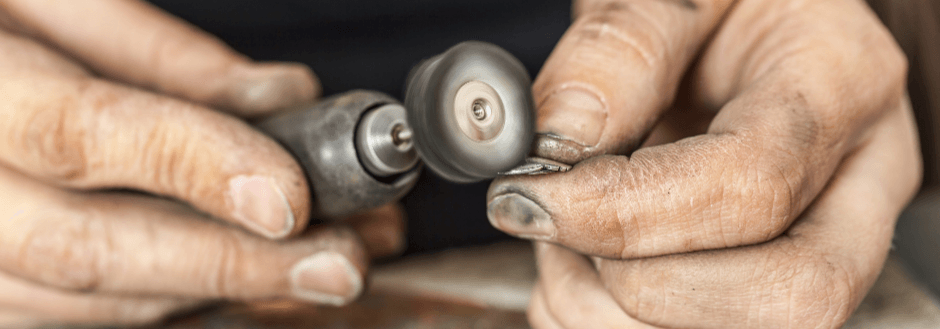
355 104 420 177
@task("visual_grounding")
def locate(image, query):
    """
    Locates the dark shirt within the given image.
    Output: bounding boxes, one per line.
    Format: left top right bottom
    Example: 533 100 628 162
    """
148 0 571 254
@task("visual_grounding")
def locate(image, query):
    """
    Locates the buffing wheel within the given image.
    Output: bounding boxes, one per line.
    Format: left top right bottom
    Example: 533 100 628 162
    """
405 41 534 183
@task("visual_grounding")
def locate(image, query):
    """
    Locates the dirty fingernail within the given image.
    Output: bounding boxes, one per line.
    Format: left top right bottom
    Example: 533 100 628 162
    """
290 252 363 306
228 175 295 239
226 63 320 116
537 88 607 147
487 193 555 240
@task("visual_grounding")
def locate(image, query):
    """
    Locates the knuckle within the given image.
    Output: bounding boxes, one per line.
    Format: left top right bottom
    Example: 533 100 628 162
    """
202 231 247 298
573 3 669 71
18 205 106 291
136 107 199 199
779 254 859 328
19 100 87 181
883 52 909 100
714 99 821 248
600 263 650 320
719 155 798 246
755 163 798 235
865 21 908 89
882 43 908 84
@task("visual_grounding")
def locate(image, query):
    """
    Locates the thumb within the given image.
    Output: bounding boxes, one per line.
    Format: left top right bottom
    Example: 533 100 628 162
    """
532 0 733 164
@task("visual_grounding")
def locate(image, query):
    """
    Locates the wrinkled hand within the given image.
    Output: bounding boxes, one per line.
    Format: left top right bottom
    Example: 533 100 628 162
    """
0 0 404 327
486 0 921 327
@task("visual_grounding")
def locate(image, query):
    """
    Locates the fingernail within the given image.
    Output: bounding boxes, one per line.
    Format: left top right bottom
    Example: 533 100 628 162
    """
227 63 320 116
290 252 363 306
538 88 607 147
227 175 295 239
487 193 555 240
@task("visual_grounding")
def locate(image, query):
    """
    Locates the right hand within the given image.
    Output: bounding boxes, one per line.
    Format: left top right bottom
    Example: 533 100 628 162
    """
0 1 404 327
487 0 918 327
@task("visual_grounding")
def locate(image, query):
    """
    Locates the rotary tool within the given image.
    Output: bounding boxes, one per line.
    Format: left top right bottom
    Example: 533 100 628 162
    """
256 41 536 219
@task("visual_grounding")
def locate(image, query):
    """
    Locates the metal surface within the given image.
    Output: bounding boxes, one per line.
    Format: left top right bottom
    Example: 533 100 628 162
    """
256 90 420 219
499 157 571 176
356 104 419 177
405 41 535 183
453 81 504 141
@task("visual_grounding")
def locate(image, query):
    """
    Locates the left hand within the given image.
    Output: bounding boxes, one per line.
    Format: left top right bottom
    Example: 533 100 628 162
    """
0 1 405 326
486 0 922 327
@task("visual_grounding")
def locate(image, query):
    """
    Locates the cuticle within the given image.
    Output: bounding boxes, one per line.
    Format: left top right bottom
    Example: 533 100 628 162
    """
489 188 550 215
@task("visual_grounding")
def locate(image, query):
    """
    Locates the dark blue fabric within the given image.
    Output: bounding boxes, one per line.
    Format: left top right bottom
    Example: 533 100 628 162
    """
148 0 571 254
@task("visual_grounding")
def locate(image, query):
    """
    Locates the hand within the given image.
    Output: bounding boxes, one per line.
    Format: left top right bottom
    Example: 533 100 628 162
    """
0 0 404 327
486 0 921 327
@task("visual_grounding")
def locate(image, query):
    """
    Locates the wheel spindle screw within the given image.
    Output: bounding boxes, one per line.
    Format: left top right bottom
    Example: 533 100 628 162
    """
472 100 488 120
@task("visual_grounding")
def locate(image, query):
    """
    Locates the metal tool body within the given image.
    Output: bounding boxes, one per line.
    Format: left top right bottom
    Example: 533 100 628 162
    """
257 91 420 218
257 41 534 219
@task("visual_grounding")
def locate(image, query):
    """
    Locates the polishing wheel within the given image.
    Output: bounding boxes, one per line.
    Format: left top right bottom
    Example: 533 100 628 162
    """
404 41 535 183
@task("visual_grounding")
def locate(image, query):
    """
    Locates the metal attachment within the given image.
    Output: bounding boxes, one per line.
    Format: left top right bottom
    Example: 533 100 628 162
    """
472 100 488 120
500 157 572 176
356 104 420 177
405 41 535 183
453 80 505 141
255 91 420 219
392 124 413 148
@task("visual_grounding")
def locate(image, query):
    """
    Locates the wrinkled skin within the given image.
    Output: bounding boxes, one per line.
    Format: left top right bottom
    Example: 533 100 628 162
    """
486 0 922 328
0 0 405 327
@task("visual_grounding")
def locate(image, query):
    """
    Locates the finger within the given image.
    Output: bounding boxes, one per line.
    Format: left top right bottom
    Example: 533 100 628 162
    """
488 0 908 258
594 96 921 328
531 0 734 164
0 310 40 329
528 283 567 329
0 30 310 239
0 270 196 327
0 166 369 306
345 204 407 259
0 0 319 117
535 243 659 329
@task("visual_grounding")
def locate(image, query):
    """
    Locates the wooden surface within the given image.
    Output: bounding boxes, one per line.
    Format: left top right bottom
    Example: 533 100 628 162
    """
157 293 528 329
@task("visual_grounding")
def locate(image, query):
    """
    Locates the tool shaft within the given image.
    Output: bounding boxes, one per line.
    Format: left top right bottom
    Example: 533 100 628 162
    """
256 90 420 219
